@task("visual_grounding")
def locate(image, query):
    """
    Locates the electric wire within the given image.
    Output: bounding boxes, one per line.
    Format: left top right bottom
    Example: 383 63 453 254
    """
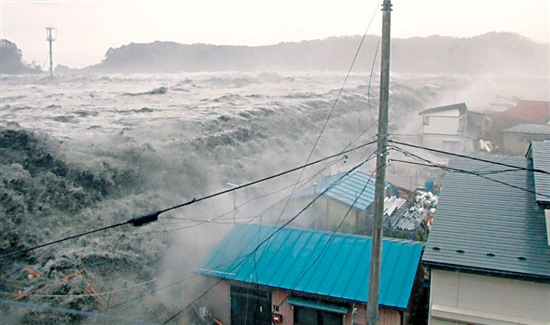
162 158 373 323
388 139 550 175
154 156 349 232
0 140 375 260
389 145 550 199
86 147 375 317
0 221 128 259
139 148 366 236
157 154 348 227
272 0 382 228
276 155 380 309
367 39 381 123
157 139 376 216
138 141 376 236
132 20 385 317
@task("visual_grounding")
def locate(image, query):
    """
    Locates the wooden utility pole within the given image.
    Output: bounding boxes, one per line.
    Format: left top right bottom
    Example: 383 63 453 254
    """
46 27 56 77
367 1 391 325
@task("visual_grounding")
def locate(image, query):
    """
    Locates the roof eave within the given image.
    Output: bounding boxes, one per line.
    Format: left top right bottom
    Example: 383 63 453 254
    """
199 275 411 311
422 261 550 284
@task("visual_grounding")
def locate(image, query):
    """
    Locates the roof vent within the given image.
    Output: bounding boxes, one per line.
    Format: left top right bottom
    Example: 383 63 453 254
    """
518 257 527 261
456 250 465 254
432 247 440 251
486 253 495 257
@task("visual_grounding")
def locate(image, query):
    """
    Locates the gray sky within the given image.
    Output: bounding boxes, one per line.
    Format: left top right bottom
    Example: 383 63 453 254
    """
1 0 549 69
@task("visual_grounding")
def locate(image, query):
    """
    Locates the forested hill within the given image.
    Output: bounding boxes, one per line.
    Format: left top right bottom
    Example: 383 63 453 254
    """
1 40 41 74
82 32 546 76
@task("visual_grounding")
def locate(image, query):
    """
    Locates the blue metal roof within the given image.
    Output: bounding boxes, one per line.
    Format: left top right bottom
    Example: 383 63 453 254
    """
292 171 382 211
197 224 424 309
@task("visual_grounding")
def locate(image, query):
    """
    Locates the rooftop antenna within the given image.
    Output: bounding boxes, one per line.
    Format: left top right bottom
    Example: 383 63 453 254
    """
46 27 56 77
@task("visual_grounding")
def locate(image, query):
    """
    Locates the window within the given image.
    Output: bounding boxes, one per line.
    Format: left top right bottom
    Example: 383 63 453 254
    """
289 296 347 325
230 285 272 325
423 116 430 126
294 306 343 325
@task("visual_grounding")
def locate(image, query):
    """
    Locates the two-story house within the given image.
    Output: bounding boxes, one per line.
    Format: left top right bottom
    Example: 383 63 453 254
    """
422 141 550 325
418 103 474 153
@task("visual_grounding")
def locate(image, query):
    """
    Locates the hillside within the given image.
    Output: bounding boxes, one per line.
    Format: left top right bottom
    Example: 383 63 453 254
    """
78 32 549 76
1 40 41 74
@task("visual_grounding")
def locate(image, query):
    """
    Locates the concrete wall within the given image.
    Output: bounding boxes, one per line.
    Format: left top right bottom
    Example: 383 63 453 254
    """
428 269 550 325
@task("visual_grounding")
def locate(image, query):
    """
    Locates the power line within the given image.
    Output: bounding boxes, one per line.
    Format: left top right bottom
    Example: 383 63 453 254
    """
0 217 153 259
158 139 376 216
367 39 381 123
162 157 373 323
389 158 523 176
272 0 382 228
158 153 348 228
0 140 375 260
142 142 374 235
276 158 380 309
388 147 550 199
388 139 550 175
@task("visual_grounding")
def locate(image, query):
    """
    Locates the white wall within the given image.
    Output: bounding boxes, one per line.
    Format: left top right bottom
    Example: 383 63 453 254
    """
421 116 460 135
428 269 550 325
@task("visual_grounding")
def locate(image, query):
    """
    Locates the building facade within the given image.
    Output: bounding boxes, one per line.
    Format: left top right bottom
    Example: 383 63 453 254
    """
422 142 550 325
418 103 475 153
197 224 425 325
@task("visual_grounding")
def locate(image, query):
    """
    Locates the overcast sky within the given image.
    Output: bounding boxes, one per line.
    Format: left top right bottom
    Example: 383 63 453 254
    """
1 0 549 69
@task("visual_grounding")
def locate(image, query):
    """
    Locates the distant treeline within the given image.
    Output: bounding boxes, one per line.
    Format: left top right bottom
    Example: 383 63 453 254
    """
0 40 41 74
82 32 549 76
4 32 549 76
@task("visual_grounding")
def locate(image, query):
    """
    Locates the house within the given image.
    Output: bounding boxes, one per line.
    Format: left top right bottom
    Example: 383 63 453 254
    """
286 171 405 233
501 123 550 156
418 103 476 153
528 141 550 241
500 100 550 126
422 141 550 325
489 100 550 145
196 224 425 325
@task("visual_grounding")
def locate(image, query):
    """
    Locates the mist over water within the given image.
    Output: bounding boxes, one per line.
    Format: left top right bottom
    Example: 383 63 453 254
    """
1 71 548 323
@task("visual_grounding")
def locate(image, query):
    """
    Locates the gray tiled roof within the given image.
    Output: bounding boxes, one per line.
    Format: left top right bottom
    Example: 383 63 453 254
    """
528 141 550 205
418 103 468 116
503 123 550 135
422 156 550 281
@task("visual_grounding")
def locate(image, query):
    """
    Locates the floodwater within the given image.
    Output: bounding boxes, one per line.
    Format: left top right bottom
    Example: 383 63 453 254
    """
1 71 547 324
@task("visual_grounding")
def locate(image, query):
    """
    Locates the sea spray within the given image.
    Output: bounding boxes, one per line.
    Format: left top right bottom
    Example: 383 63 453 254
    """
1 72 547 323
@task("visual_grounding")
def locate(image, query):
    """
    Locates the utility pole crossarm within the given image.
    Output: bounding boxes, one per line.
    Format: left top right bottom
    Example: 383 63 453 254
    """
367 1 392 325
